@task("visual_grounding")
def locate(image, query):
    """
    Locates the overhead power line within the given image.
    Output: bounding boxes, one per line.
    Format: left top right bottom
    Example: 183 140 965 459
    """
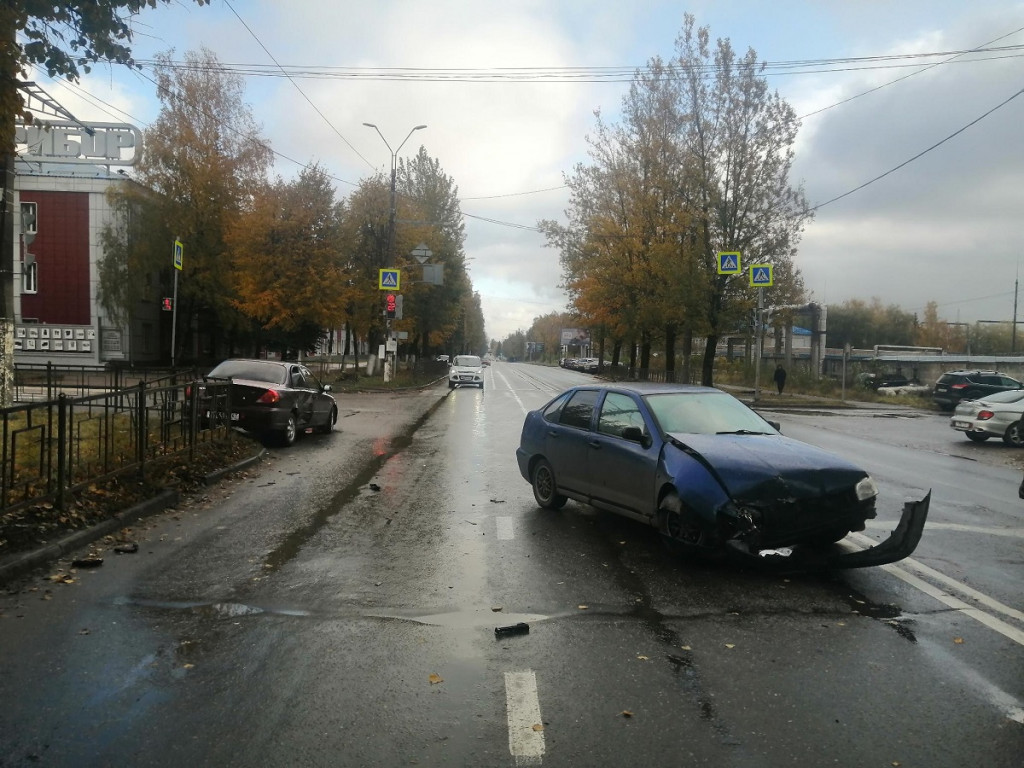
131 44 1024 84
811 84 1024 211
800 25 1024 119
221 0 374 171
462 212 543 232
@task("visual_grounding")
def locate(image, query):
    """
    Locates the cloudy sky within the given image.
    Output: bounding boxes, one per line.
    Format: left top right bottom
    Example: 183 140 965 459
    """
26 0 1024 341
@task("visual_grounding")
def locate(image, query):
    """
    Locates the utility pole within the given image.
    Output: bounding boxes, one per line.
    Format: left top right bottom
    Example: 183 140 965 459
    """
1013 266 1019 355
362 123 426 383
1 16 18 405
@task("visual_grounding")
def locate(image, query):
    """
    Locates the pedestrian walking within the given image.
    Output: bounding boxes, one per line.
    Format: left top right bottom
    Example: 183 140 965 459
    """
773 364 787 395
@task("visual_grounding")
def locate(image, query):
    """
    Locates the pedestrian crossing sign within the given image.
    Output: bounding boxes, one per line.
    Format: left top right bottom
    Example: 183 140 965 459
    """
717 251 741 274
749 264 773 287
379 269 401 290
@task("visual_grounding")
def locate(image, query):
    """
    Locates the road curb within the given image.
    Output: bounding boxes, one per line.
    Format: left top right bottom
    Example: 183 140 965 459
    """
0 447 267 586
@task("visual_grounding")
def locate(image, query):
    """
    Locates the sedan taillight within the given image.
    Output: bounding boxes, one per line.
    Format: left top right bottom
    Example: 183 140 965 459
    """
976 410 994 420
257 389 281 404
951 383 968 390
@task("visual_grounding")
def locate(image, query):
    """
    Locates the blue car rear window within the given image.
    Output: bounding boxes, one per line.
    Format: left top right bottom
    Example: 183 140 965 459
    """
560 390 599 429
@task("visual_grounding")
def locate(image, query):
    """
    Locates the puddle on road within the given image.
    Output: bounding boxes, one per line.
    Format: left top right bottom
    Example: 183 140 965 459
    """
375 608 550 629
113 595 553 631
840 585 917 642
113 596 314 617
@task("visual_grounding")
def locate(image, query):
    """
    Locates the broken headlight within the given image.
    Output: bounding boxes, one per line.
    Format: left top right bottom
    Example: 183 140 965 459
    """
855 476 879 501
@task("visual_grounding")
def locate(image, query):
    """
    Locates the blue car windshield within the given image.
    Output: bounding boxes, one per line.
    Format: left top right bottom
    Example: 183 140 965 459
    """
643 391 774 435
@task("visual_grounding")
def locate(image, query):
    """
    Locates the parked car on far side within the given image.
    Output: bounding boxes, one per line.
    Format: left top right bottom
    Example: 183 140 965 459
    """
950 389 1024 446
858 372 911 389
932 370 1024 411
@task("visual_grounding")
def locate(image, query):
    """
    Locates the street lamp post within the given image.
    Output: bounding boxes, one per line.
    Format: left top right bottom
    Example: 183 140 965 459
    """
362 122 426 383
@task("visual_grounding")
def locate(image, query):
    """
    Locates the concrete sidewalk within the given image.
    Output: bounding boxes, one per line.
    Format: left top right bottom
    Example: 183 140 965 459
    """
0 383 451 585
724 384 933 414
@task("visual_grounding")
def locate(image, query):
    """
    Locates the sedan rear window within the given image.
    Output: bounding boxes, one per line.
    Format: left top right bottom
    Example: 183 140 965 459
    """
208 360 288 385
542 392 571 422
559 389 599 430
979 389 1024 403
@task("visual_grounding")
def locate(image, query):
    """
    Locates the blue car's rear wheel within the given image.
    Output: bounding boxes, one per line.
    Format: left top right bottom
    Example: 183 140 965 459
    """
532 459 567 510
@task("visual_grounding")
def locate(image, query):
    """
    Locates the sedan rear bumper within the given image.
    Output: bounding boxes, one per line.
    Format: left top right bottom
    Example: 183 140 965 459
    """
226 406 293 434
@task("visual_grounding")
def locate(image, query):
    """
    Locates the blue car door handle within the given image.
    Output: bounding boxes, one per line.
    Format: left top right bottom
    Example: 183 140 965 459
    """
588 439 601 449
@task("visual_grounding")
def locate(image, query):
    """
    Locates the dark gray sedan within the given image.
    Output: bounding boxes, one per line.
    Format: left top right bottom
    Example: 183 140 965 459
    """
199 359 337 446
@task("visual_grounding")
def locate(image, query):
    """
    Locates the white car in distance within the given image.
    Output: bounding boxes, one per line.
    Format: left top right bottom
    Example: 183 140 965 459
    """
448 355 485 389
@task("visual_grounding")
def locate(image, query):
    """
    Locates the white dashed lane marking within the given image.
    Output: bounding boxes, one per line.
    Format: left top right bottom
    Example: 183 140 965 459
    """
505 670 545 765
496 516 515 540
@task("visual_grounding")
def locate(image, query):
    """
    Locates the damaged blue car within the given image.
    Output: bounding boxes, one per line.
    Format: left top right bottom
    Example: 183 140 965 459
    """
515 383 929 569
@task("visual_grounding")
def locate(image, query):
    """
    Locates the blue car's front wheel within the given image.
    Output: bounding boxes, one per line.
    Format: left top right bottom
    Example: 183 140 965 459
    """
532 459 567 510
659 492 721 560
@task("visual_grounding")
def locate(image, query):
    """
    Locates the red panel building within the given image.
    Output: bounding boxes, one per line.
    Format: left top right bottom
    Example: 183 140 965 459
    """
18 190 91 325
12 163 156 364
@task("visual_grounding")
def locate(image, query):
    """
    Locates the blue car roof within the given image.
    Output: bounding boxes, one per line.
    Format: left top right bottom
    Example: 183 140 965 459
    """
571 382 723 397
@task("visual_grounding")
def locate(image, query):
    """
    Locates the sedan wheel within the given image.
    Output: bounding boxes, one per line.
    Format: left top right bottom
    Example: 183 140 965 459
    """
658 493 721 560
278 413 297 446
531 459 567 510
1003 421 1024 447
315 406 337 434
966 431 991 443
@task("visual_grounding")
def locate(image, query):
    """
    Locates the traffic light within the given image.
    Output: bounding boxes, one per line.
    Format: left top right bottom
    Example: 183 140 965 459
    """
162 297 173 311
385 293 397 319
394 294 403 320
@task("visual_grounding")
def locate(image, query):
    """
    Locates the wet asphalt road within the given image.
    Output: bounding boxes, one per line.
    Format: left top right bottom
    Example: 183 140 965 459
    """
1 363 1022 767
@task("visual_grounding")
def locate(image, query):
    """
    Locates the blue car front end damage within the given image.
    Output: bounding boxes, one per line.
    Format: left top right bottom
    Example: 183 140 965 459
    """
660 433 930 570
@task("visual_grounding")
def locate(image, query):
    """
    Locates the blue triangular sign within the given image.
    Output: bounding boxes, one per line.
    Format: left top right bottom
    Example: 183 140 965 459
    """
382 271 397 287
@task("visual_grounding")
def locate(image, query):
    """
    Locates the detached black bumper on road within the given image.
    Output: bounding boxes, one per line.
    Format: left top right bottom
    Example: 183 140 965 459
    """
727 491 931 570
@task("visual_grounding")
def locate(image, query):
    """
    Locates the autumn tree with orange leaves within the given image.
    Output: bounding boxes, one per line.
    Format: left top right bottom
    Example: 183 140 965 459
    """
99 47 273 362
542 15 808 386
227 164 345 354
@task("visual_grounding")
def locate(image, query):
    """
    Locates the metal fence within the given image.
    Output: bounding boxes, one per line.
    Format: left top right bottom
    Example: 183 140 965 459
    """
1 379 233 515
13 363 200 403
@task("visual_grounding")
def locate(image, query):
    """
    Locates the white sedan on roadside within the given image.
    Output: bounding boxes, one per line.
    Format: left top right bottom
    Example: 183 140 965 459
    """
950 389 1024 446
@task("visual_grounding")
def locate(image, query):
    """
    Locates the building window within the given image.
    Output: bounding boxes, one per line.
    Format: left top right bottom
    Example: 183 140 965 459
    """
21 202 37 234
23 261 38 294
